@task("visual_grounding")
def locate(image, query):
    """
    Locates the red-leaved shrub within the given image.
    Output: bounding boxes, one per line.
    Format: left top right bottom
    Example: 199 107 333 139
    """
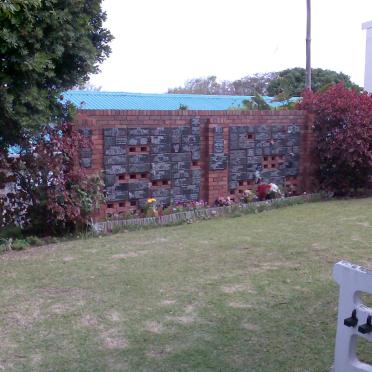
298 83 372 194
0 123 103 235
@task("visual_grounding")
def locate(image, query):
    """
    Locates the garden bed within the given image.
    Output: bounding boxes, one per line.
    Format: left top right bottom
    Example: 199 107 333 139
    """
94 193 323 233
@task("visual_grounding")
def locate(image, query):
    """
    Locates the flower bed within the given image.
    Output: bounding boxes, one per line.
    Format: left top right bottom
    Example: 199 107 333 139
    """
93 193 323 234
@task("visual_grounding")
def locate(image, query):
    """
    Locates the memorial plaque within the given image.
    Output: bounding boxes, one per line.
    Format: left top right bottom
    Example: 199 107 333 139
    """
152 188 170 198
79 128 93 137
152 143 171 153
209 154 228 170
151 127 169 136
104 156 127 166
172 170 191 179
104 174 116 187
105 165 127 175
104 136 116 147
151 169 171 180
81 158 92 168
128 154 150 164
173 178 190 187
171 153 191 162
128 163 150 173
115 183 129 191
128 182 149 191
151 153 171 163
128 128 150 136
151 136 169 145
104 146 126 156
152 162 171 172
128 137 148 145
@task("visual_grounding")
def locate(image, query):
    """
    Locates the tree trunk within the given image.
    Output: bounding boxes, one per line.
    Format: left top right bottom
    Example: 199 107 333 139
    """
306 0 311 90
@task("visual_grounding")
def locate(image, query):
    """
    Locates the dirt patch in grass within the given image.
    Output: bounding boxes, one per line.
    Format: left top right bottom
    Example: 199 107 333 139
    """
221 283 254 294
228 301 252 309
146 346 172 359
0 244 58 261
105 310 122 323
50 303 74 315
111 251 148 260
81 314 100 328
62 256 75 262
144 321 163 334
103 337 128 350
160 299 176 306
241 322 259 331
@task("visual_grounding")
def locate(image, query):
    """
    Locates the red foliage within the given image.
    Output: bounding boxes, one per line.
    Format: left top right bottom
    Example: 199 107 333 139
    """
257 184 271 200
298 84 372 193
0 123 103 235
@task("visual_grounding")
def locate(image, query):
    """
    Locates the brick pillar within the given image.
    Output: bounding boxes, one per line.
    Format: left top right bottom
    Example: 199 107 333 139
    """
207 122 229 205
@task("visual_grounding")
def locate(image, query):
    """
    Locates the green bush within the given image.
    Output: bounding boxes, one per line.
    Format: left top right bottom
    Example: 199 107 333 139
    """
0 225 24 240
11 239 30 251
26 236 43 246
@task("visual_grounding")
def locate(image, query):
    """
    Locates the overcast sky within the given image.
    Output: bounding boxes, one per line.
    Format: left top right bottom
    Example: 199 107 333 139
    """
89 0 372 93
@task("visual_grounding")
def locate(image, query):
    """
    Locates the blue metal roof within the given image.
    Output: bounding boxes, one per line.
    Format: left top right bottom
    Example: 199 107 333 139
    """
62 90 297 110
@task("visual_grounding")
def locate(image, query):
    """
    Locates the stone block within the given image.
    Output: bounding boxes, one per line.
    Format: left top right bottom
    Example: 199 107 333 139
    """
151 188 170 198
229 172 247 181
104 174 116 187
104 136 116 147
115 183 129 191
81 158 92 168
152 143 172 153
128 128 150 136
128 137 149 145
129 189 148 199
151 169 171 180
79 128 93 137
255 132 271 141
152 162 171 172
105 165 127 175
128 154 150 164
128 182 149 191
271 125 285 132
173 178 190 187
80 149 92 158
115 136 127 146
256 125 270 133
209 154 228 170
151 136 169 145
128 163 151 173
104 146 126 156
104 155 127 166
150 127 169 136
171 153 191 162
151 153 171 163
172 170 191 179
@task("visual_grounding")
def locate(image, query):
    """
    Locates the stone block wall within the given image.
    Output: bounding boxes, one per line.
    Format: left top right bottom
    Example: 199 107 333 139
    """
74 110 315 220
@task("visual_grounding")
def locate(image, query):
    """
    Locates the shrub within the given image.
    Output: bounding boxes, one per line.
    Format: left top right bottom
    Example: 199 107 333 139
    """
0 225 24 240
26 236 44 247
0 123 104 235
11 239 30 251
298 83 372 194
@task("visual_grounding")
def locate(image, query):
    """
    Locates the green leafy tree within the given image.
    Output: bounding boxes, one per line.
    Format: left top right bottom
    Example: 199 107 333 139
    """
0 0 113 148
267 67 360 97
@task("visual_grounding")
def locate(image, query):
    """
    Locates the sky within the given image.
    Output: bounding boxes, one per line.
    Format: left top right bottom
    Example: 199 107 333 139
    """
89 0 372 93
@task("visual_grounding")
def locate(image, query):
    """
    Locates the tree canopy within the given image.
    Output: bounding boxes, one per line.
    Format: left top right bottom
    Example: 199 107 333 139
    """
168 68 360 98
266 67 360 97
0 0 112 148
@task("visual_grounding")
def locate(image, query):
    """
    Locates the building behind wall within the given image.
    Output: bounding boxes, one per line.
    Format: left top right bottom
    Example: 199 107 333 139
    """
66 91 316 220
363 20 372 92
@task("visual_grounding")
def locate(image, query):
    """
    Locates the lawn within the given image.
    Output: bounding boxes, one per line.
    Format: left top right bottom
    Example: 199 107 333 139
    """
0 198 371 371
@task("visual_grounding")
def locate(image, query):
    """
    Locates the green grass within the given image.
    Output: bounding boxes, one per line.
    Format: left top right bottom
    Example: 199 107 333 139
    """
1 198 371 371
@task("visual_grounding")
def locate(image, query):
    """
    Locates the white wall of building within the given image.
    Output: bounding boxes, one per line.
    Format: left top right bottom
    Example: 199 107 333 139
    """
362 21 372 92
